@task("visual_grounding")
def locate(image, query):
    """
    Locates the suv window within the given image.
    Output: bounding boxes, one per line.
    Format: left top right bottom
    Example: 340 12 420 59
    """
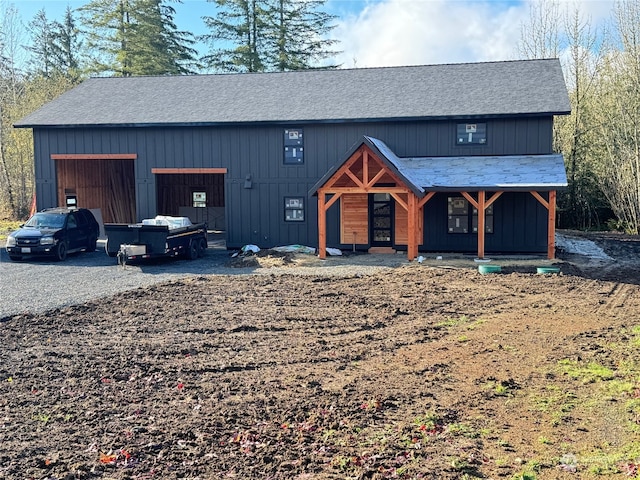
67 214 78 229
76 210 88 225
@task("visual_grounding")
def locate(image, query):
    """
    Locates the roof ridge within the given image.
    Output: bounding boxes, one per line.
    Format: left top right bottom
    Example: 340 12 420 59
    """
83 58 562 81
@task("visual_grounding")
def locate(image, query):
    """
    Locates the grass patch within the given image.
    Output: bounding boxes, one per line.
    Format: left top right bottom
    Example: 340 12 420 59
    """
0 220 21 240
558 359 615 383
435 315 471 329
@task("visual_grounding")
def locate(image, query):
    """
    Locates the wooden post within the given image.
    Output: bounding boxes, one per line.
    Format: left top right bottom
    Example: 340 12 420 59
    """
477 191 486 259
407 194 417 260
548 190 556 259
318 190 327 259
530 190 557 260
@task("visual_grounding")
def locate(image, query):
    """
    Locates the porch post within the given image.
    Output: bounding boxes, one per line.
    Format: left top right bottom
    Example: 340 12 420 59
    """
407 194 418 260
548 190 556 259
318 190 327 259
477 191 486 259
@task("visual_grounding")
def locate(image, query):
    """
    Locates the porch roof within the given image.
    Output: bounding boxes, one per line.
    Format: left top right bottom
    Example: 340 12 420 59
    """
311 136 567 196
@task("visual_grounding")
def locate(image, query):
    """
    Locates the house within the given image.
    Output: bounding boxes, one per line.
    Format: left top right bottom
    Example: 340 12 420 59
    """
15 58 570 259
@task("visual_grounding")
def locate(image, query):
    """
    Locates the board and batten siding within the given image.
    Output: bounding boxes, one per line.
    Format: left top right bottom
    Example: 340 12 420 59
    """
32 115 554 249
420 192 549 254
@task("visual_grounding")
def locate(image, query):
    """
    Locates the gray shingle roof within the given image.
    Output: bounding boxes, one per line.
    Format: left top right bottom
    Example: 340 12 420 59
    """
366 137 568 192
310 136 567 195
15 59 570 128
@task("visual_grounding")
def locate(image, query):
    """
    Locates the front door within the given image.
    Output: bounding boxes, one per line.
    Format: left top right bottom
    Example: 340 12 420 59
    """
369 193 394 246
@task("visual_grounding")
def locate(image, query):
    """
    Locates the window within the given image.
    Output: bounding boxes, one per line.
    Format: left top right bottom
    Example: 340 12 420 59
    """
447 196 493 234
472 205 494 233
284 197 305 222
67 214 78 229
448 197 469 233
284 128 304 164
76 211 88 226
456 123 487 145
192 191 206 208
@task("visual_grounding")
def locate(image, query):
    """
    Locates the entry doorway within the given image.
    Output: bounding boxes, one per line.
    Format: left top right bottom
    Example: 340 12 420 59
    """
369 193 394 246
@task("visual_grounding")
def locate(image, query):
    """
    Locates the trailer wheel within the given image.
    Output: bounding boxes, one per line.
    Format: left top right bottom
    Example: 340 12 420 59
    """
105 240 117 257
188 240 199 260
197 238 207 257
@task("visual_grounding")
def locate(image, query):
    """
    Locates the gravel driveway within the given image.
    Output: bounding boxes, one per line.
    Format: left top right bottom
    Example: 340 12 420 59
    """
0 240 409 320
0 241 236 319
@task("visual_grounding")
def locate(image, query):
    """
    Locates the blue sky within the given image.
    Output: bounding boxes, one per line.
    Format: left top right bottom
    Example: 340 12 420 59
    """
13 0 615 69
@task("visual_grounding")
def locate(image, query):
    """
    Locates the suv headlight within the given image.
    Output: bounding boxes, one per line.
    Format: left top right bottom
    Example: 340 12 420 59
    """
40 236 55 245
6 236 16 247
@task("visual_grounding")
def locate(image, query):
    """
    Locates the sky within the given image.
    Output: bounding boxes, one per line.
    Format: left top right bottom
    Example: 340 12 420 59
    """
13 0 616 69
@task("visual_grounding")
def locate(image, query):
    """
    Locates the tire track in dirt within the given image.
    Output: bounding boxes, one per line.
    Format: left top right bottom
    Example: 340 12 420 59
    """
597 282 637 312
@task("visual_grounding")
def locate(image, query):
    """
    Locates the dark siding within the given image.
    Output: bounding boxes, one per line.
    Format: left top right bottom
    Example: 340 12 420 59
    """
33 116 555 249
421 192 548 254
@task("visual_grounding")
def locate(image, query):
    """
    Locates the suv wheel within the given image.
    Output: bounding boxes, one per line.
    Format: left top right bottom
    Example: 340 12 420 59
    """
55 241 68 261
86 235 97 252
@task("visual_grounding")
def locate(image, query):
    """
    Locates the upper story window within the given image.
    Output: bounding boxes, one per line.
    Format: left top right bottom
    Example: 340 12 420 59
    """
284 128 304 164
456 123 487 145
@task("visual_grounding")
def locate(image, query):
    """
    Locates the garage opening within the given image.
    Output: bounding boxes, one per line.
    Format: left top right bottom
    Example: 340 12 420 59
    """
54 155 136 223
154 169 226 232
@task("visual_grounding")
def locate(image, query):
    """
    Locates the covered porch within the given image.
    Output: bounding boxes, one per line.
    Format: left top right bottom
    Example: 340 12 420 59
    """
310 136 566 261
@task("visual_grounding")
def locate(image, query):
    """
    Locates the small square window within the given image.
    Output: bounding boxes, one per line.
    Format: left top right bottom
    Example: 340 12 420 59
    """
192 191 206 208
284 197 304 222
456 123 487 145
284 128 304 164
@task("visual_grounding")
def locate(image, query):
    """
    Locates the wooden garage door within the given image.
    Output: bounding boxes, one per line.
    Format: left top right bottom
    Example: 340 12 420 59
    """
56 159 135 223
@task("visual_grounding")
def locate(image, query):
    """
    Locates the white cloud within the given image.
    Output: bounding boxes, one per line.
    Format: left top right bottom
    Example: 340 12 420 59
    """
334 0 529 68
332 0 615 68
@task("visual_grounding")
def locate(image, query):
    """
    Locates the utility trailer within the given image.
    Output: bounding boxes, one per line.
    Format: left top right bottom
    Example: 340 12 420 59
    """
104 216 207 264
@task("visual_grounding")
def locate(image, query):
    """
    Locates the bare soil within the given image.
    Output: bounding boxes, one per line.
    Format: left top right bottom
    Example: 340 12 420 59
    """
2 232 640 480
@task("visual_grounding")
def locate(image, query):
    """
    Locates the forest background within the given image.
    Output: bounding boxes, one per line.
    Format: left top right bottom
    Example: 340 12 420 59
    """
1 0 639 234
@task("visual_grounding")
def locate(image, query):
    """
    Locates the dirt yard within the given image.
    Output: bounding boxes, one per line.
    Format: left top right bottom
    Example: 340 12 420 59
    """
2 232 640 480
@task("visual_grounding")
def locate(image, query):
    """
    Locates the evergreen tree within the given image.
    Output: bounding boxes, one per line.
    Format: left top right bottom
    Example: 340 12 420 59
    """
201 0 266 72
79 0 197 76
50 6 84 82
26 9 56 78
78 0 134 75
127 0 198 75
266 0 339 71
201 0 339 73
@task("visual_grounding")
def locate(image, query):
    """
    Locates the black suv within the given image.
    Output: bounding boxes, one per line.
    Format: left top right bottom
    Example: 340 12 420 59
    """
5 208 100 261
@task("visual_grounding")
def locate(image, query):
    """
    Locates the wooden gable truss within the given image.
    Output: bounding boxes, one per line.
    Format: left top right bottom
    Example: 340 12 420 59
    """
316 144 432 260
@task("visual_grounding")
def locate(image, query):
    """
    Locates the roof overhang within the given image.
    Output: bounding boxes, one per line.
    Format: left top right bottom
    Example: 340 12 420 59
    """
311 136 567 197
14 111 570 130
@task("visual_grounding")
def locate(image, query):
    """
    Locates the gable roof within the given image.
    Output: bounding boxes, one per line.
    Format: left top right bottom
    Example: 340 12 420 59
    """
15 59 570 128
310 136 568 196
